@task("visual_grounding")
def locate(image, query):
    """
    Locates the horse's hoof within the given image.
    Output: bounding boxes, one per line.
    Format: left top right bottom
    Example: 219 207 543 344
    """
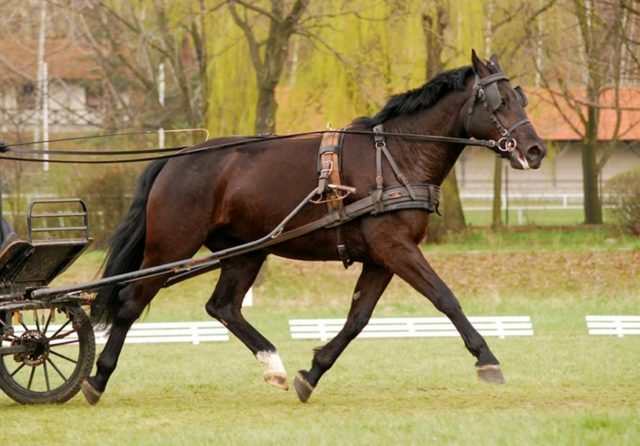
80 378 103 405
264 372 289 391
476 364 506 384
293 371 315 403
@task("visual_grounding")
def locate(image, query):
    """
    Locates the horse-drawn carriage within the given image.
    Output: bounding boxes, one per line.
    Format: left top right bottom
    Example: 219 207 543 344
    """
0 199 95 403
0 52 546 405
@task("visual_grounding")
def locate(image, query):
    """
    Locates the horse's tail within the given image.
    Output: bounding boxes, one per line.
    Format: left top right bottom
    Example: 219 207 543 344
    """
91 159 169 325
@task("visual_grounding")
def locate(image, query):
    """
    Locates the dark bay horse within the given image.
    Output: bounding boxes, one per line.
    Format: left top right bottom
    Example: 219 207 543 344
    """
81 51 546 404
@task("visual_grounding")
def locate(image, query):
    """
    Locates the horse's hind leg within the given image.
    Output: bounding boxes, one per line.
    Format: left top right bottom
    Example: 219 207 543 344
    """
294 263 393 402
204 252 289 390
82 234 206 404
82 276 166 404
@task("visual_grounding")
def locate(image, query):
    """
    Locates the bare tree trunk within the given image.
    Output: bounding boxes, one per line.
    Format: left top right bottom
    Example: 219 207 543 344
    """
583 101 602 223
256 87 277 134
575 0 604 224
422 1 466 241
484 0 503 229
228 0 309 134
491 157 503 229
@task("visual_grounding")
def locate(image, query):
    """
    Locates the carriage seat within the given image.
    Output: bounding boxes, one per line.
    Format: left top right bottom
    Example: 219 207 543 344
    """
0 238 90 289
0 199 92 290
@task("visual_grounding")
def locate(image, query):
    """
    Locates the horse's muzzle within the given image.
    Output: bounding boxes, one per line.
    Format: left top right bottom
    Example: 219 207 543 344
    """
510 141 546 170
523 143 546 169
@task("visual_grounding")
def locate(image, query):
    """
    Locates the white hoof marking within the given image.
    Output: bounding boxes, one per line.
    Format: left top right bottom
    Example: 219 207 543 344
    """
256 351 287 377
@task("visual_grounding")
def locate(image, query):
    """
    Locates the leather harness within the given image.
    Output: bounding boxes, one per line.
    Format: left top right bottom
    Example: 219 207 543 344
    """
316 130 351 267
315 124 440 268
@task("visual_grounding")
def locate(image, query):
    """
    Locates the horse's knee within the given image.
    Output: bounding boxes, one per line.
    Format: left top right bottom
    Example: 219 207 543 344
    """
205 298 219 318
429 283 461 314
205 296 231 322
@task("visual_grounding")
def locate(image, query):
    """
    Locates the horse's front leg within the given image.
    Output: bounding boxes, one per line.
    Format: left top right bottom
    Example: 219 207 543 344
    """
375 239 505 384
294 263 393 402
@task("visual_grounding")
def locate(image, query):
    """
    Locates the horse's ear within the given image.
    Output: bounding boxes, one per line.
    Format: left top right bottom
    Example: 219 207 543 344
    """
489 54 503 72
471 49 490 76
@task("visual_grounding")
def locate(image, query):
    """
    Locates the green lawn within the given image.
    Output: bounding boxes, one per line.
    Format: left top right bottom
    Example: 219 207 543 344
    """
463 207 618 227
1 228 638 445
2 335 638 446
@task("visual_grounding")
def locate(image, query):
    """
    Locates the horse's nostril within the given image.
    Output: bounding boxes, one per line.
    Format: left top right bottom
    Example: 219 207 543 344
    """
526 145 543 160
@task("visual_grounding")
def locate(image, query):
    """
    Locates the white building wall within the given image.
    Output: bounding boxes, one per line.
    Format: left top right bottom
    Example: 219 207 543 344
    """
457 143 640 195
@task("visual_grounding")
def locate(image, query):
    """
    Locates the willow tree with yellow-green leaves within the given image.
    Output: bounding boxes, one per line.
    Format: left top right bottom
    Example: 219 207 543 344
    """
66 0 559 236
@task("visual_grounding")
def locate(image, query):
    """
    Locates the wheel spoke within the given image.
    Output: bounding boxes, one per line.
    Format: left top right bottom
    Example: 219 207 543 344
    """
50 339 80 348
46 357 68 382
27 366 35 390
49 349 78 365
43 362 51 391
50 319 71 339
43 310 53 334
49 330 77 341
35 310 41 332
9 362 26 378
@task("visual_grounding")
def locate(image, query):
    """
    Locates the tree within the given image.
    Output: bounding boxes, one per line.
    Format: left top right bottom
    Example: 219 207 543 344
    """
227 0 309 134
67 0 220 131
422 0 466 240
482 0 505 229
535 0 637 224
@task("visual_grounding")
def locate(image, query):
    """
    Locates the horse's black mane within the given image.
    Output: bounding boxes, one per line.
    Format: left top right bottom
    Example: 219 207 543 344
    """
354 66 473 127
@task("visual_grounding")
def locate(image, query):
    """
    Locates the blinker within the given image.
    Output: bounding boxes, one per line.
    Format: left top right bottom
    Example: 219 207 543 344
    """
483 83 502 111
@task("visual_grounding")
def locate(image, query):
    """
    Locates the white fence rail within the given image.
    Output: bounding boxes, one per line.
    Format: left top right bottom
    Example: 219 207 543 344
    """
586 315 640 337
460 191 615 225
18 314 640 344
95 321 229 344
289 316 533 341
460 191 593 205
16 321 229 345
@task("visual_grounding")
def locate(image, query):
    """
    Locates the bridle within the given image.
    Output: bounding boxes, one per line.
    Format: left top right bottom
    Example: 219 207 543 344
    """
465 72 530 156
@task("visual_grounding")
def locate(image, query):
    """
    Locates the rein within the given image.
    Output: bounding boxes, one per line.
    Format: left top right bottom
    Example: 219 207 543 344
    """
0 129 498 165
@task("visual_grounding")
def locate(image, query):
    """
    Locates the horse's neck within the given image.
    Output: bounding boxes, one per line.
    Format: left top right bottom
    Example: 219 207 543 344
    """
383 93 468 186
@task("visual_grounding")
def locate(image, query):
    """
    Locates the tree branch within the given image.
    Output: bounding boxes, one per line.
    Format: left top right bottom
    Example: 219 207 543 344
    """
226 0 264 74
228 0 281 23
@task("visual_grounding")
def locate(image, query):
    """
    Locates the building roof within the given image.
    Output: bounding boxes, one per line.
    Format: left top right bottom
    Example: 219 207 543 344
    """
0 39 101 81
527 87 640 141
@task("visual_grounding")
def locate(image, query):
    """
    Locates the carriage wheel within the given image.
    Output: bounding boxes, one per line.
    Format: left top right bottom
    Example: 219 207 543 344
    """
0 304 95 404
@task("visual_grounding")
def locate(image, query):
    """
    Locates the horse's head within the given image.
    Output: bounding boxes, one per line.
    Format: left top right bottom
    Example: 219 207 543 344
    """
464 50 546 170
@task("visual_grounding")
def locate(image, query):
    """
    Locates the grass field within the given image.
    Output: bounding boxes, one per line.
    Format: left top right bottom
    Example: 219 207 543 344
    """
463 207 617 227
1 227 639 445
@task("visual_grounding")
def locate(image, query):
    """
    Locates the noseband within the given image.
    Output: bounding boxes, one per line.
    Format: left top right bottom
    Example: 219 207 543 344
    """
465 72 530 155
